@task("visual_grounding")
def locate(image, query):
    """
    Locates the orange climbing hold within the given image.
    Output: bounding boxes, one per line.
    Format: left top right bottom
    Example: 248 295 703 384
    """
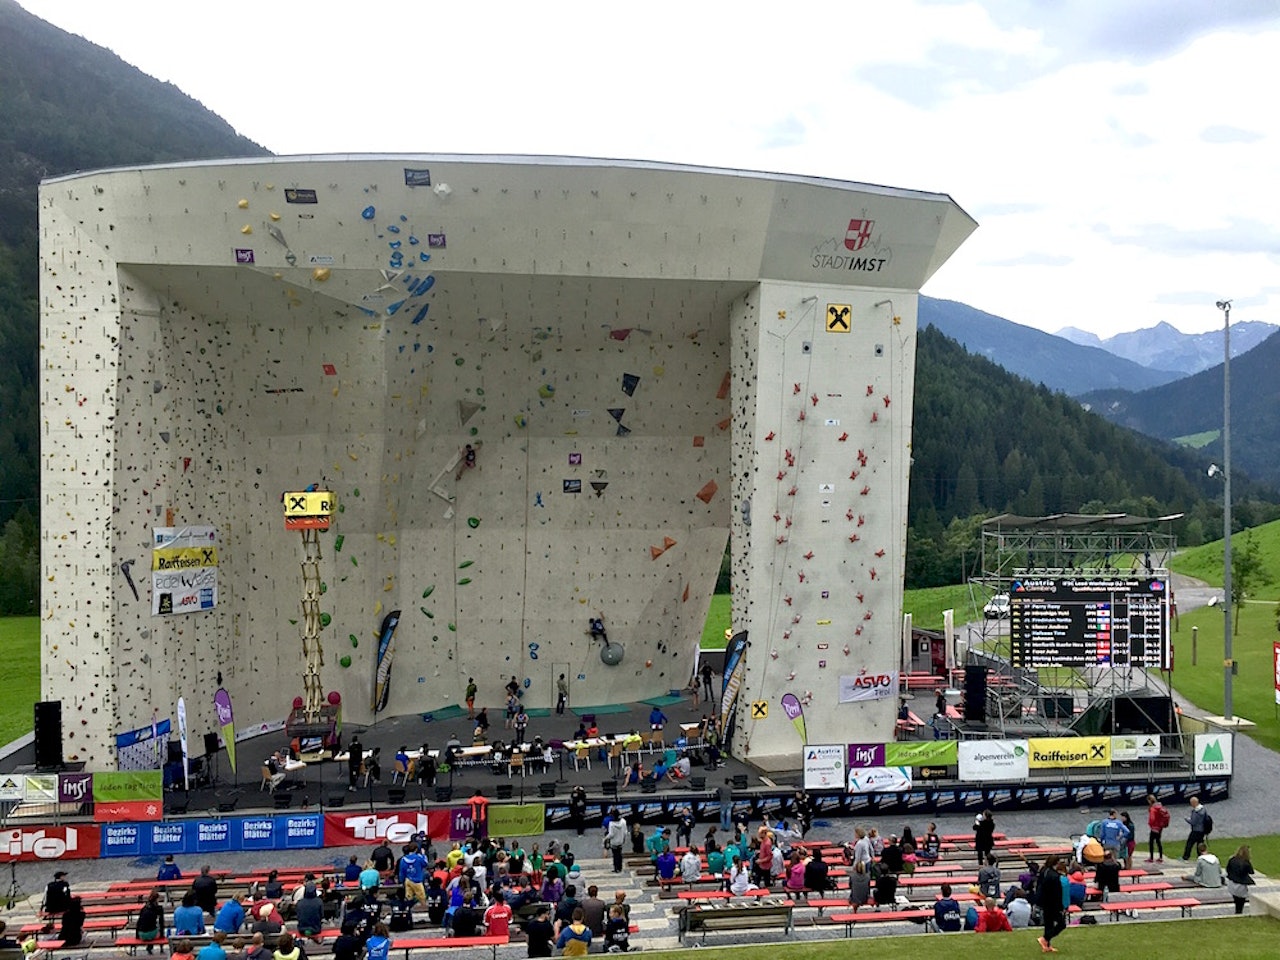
716 370 732 400
695 480 718 504
682 582 690 602
650 545 666 560
692 436 705 447
663 536 677 549
716 417 731 431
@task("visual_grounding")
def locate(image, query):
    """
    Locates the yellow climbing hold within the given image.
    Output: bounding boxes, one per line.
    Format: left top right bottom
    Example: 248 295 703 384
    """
237 198 249 209
387 534 397 546
241 224 253 234
653 366 665 376
374 601 383 615
312 267 331 281
270 211 281 221
333 387 340 397
348 451 358 461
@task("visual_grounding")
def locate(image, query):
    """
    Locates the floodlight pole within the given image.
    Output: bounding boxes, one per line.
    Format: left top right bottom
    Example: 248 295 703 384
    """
1217 299 1234 721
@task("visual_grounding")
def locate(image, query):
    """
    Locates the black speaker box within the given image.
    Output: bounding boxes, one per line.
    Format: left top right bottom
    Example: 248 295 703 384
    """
167 740 184 764
204 732 220 757
963 665 987 722
33 700 63 769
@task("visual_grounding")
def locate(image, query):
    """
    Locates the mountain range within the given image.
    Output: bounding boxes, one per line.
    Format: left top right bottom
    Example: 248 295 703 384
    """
1 0 1276 608
1057 319 1278 376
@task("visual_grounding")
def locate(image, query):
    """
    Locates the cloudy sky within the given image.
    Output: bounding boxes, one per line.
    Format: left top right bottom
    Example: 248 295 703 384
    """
19 0 1280 336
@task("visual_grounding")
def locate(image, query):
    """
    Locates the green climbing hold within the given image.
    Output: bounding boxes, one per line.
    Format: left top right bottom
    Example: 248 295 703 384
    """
320 612 332 628
457 577 472 585
422 585 435 599
538 384 555 399
349 634 359 647
334 534 344 551
420 607 430 616
424 610 434 618
448 622 456 632
476 388 485 396
216 403 224 414
455 357 465 366
458 560 474 569
288 619 298 626
469 426 478 436
353 488 360 497
338 503 345 513
467 517 480 529
351 556 358 566
340 655 352 668
320 582 328 594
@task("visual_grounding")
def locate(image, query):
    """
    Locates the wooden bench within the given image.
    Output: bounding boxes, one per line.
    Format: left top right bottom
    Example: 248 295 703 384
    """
388 934 508 960
1099 896 1200 921
1088 882 1173 900
829 909 932 936
678 901 794 943
895 709 926 736
118 936 168 956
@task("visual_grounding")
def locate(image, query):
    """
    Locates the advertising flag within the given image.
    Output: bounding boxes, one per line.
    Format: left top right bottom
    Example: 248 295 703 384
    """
780 693 806 743
213 688 237 773
177 697 189 790
718 631 749 736
373 610 402 714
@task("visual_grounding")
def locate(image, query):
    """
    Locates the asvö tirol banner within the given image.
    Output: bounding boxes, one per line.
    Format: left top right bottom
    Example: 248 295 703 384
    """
837 669 899 703
803 745 846 789
847 766 912 793
958 740 1030 781
152 525 219 615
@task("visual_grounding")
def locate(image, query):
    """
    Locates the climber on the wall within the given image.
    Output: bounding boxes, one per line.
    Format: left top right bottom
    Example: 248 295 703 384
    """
589 616 608 644
455 443 477 480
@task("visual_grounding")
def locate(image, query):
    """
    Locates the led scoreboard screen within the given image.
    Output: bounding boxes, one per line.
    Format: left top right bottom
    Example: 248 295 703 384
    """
1009 577 1170 669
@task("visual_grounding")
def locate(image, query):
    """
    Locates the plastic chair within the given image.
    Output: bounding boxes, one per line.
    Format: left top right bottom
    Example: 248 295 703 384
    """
574 745 591 771
392 759 409 785
509 752 525 778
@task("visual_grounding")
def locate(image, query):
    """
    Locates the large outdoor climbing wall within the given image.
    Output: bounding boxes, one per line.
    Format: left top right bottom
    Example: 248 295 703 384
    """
40 157 974 765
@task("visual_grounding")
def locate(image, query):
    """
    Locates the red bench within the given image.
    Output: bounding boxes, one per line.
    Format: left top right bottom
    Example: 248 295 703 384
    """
1087 882 1173 899
387 934 508 960
1099 897 1200 920
830 909 932 935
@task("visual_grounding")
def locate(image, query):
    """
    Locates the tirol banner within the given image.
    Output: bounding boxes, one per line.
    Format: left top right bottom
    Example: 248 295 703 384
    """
487 803 546 838
92 771 163 822
958 740 1030 781
323 810 457 848
847 766 912 793
837 669 899 703
884 740 958 767
0 824 101 862
802 745 845 790
1027 737 1111 768
213 688 237 773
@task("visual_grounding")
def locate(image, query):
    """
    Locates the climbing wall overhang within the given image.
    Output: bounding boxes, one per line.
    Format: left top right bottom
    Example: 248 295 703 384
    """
39 156 974 765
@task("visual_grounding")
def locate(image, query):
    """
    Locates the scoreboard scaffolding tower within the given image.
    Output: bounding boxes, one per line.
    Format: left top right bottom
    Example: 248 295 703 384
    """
284 490 337 722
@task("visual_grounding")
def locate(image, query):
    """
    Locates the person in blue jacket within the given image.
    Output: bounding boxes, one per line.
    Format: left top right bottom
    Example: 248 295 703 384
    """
648 706 668 731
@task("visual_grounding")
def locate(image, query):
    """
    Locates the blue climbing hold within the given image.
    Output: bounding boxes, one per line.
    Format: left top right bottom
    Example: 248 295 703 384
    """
361 206 376 220
387 224 401 233
389 240 402 249
400 214 408 222
408 235 419 245
386 299 406 316
420 275 435 293
411 304 430 325
419 252 431 262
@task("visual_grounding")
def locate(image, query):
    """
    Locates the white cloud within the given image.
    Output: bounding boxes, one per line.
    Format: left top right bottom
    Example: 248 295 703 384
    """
14 0 1280 336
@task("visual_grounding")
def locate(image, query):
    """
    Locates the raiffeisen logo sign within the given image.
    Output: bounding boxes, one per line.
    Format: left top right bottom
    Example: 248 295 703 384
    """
811 219 892 274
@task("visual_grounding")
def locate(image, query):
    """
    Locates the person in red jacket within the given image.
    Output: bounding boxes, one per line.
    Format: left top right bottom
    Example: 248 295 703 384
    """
976 897 1013 932
1146 793 1169 863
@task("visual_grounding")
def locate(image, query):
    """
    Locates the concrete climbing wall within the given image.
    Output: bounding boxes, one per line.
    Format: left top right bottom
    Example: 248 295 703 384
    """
40 156 974 766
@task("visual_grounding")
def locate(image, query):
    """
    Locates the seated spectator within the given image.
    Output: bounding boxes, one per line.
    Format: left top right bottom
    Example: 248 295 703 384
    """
174 893 207 936
214 892 248 934
171 939 196 960
621 762 643 791
933 883 962 932
668 755 691 781
451 894 482 938
652 759 668 780
880 836 905 875
540 873 563 905
157 855 182 882
803 855 831 894
555 907 592 956
707 847 726 875
1068 870 1087 908
783 855 807 893
250 902 282 936
680 847 703 884
343 857 362 884
975 897 1012 932
1184 843 1223 888
483 892 512 938
58 897 86 947
196 930 228 960
655 849 677 882
295 886 325 941
603 904 631 953
1005 888 1032 928
1094 850 1122 897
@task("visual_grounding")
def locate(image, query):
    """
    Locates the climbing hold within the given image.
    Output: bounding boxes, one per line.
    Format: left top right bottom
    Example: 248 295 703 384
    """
457 577 472 586
350 634 359 647
695 481 719 504
692 436 705 447
514 415 528 428
538 384 555 398
237 198 249 208
361 206 376 220
448 623 457 632
422 585 435 599
458 560 474 569
340 655 352 668
320 612 332 628
621 373 640 396
240 225 252 234
650 545 665 560
334 535 344 551
312 267 331 281
468 517 480 528
663 536 677 550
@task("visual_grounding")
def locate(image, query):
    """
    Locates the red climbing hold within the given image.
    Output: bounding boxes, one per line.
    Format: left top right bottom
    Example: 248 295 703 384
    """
773 513 782 522
848 534 860 543
803 551 814 560
864 611 873 620
869 568 878 580
787 486 797 496
777 471 787 481
695 480 718 504
870 411 879 422
797 409 806 421
846 509 855 521
883 395 891 407
810 393 819 406
838 432 848 442
875 548 886 558
857 514 865 526
856 592 864 603
866 384 874 396
765 431 775 441
784 596 793 606
849 470 859 480
860 485 870 496
793 383 802 395
797 572 806 583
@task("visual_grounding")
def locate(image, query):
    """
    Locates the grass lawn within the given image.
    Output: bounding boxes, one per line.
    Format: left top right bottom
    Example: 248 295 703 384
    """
701 593 731 650
0 617 39 744
642 917 1280 960
903 583 985 631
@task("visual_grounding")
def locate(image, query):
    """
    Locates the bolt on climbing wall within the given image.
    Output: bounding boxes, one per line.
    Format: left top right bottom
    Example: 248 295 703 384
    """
40 156 973 765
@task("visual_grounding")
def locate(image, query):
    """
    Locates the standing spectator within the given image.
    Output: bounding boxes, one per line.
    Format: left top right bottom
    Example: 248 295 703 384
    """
43 871 72 914
347 737 364 792
605 809 628 873
676 806 695 848
699 661 716 706
1094 850 1122 898
1225 845 1255 914
451 894 482 938
514 709 529 745
1183 796 1209 860
1037 856 1068 954
525 903 555 957
1120 811 1137 869
1097 809 1130 861
973 810 996 866
192 866 219 916
935 688 947 717
717 779 734 832
556 674 569 715
1146 794 1170 863
569 786 588 837
977 854 1000 898
399 842 428 907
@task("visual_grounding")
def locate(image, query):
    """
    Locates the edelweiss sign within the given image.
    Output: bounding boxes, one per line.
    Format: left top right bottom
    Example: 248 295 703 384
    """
838 670 899 703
